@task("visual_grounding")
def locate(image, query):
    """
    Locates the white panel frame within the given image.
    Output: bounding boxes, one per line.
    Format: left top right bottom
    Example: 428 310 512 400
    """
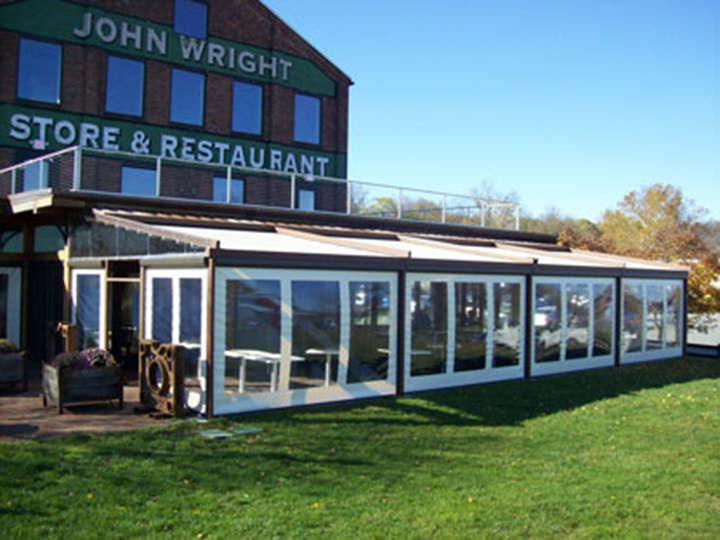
404 273 525 393
145 268 209 413
621 278 684 365
0 267 22 346
71 268 107 350
213 268 398 415
531 277 616 377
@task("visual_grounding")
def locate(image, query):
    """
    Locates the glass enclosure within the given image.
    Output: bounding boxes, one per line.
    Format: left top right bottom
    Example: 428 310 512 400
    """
404 274 524 392
73 270 104 349
621 280 684 363
0 268 21 345
531 278 615 376
214 269 397 415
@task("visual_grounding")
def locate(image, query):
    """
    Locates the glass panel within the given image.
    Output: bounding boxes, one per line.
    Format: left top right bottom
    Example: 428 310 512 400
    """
493 282 522 367
410 281 447 376
179 278 202 383
174 0 207 39
21 161 48 191
534 283 561 363
291 281 340 389
592 284 614 357
294 94 321 144
18 38 61 103
298 189 315 211
121 167 156 196
232 81 262 135
225 280 281 395
212 177 245 204
0 231 23 254
76 274 100 349
0 274 8 339
566 284 590 360
454 282 487 372
347 282 390 383
623 284 643 353
666 285 682 348
106 56 144 116
33 225 65 253
151 278 173 343
646 285 664 350
170 69 205 126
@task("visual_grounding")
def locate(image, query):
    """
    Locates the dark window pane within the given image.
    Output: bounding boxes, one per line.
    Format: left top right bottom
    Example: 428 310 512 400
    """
294 94 320 144
121 166 156 196
0 274 8 339
106 56 144 116
212 177 244 204
225 280 281 395
493 282 521 367
170 69 204 126
566 284 590 360
592 284 614 357
535 284 561 363
76 274 100 349
291 281 340 389
180 278 202 344
410 281 447 376
347 282 390 383
232 81 262 134
623 284 643 353
646 285 664 350
152 278 173 343
455 282 487 372
18 39 61 103
174 0 207 39
666 285 682 347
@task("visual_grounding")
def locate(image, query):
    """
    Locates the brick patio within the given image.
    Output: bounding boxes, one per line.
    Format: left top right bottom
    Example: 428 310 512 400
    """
0 381 172 442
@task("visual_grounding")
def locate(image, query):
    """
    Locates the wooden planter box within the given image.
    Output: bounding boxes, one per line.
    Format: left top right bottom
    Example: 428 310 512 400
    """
0 351 27 391
42 363 123 414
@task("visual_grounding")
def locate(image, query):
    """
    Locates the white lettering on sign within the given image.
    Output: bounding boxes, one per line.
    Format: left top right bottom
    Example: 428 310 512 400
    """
7 114 333 176
72 13 293 81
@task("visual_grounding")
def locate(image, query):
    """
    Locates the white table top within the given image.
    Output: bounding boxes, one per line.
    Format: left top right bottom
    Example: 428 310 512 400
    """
225 349 303 363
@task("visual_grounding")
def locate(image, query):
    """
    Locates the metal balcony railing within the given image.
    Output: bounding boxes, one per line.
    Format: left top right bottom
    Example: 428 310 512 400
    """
0 146 521 230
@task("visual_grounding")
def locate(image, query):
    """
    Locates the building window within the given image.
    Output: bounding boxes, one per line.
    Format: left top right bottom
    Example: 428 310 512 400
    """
294 94 321 145
170 69 205 126
106 56 144 117
174 0 207 39
297 189 315 211
213 177 245 204
121 166 156 197
232 81 262 135
17 38 61 104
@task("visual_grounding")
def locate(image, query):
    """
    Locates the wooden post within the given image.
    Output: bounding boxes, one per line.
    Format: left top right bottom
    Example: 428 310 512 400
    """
614 276 623 367
396 270 406 396
205 256 215 418
524 274 533 379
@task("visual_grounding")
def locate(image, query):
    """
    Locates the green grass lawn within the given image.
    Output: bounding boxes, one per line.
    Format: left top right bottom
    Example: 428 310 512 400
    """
1 357 719 539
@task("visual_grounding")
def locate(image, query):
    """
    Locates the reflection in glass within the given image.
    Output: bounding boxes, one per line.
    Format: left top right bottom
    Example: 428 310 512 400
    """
455 282 487 372
666 285 682 347
566 284 590 360
646 285 664 350
18 38 61 103
290 281 340 389
623 285 643 352
348 282 390 383
232 81 262 135
0 274 8 338
76 274 100 348
535 283 561 363
212 177 245 204
106 56 144 116
121 166 156 197
151 278 172 344
170 69 205 126
593 284 614 357
410 281 447 376
225 280 281 394
493 282 522 367
294 94 321 144
180 279 202 381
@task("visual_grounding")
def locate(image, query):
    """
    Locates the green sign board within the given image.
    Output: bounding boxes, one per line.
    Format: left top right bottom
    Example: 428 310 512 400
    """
0 0 336 97
1 104 347 178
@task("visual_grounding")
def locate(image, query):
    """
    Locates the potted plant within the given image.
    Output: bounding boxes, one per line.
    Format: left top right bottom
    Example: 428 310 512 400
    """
42 348 123 414
0 339 27 392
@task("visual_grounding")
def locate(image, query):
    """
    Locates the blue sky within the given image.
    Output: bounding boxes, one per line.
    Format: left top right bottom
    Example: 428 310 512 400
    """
264 0 719 221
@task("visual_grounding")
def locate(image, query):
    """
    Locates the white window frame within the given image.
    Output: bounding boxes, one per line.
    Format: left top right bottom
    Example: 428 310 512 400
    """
145 268 209 412
621 279 684 364
71 268 107 350
0 267 22 345
404 273 525 393
214 268 398 415
531 277 616 377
